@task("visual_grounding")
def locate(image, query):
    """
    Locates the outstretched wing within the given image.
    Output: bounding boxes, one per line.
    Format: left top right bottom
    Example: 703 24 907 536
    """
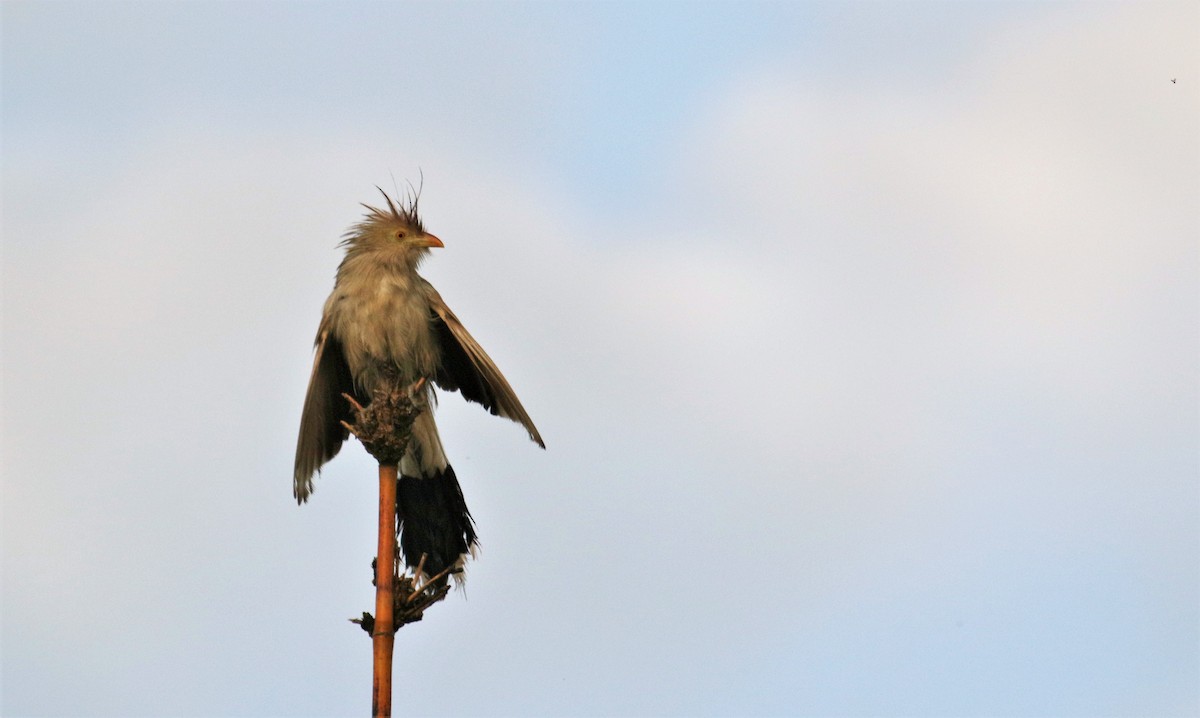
424 282 545 449
293 328 357 502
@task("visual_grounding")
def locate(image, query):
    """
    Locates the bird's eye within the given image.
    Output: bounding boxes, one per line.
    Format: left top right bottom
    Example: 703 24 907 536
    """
396 231 406 239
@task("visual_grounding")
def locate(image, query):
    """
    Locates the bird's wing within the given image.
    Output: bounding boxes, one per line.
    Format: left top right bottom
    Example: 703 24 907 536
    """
293 327 357 501
423 282 545 448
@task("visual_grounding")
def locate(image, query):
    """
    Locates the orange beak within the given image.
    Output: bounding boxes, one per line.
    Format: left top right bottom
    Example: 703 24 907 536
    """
420 233 444 248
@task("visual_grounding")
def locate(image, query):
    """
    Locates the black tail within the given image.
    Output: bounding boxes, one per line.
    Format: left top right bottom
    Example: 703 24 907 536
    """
396 465 478 584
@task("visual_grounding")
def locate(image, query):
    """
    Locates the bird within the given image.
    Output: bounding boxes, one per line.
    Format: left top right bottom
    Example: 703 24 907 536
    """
294 188 544 584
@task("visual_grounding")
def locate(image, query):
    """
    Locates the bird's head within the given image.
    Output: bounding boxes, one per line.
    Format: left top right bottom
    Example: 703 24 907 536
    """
342 187 443 265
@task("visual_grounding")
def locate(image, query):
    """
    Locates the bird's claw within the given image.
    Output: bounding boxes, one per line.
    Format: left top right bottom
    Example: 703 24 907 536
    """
407 377 427 400
340 393 367 436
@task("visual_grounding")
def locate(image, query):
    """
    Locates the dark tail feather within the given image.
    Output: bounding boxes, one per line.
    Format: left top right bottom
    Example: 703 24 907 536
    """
396 465 478 584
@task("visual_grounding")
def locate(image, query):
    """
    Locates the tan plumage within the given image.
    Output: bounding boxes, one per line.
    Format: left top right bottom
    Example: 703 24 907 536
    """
293 188 543 579
425 282 544 448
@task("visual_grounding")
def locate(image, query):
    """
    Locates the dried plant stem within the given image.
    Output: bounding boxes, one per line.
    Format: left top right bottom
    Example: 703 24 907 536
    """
372 463 398 717
341 374 446 717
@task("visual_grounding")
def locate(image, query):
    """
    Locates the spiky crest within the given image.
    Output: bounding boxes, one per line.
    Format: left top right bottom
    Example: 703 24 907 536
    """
339 182 426 249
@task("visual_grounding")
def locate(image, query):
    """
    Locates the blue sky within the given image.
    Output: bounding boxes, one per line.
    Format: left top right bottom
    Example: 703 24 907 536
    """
3 2 1197 716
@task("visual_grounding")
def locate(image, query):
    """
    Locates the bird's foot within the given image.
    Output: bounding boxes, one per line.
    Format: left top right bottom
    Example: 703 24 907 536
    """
339 379 425 464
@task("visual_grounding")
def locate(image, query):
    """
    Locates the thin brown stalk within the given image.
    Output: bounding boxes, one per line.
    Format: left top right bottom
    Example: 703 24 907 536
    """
372 463 398 717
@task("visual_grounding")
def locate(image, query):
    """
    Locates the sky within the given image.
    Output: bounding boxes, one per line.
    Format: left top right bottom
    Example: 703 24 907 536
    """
2 1 1197 716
